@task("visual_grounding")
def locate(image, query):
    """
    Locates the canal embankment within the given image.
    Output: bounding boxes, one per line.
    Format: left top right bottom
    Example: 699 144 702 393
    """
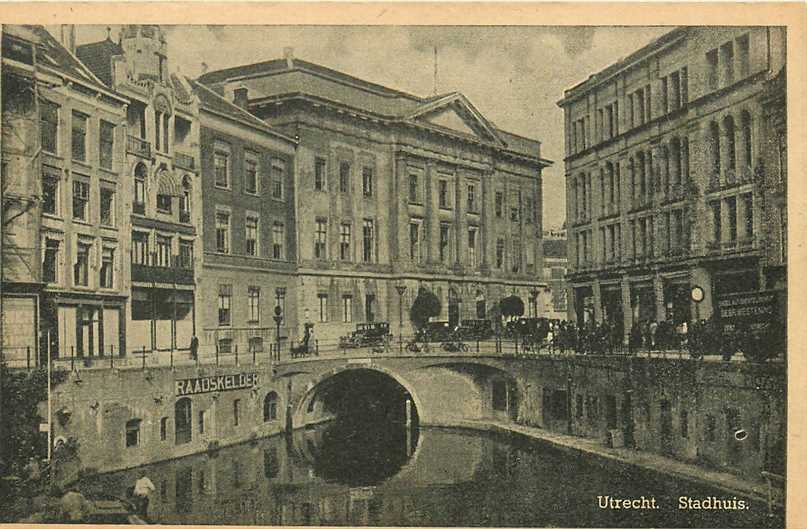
447 419 780 508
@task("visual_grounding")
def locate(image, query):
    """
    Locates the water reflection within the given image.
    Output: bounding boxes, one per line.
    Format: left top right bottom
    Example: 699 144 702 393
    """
77 422 781 528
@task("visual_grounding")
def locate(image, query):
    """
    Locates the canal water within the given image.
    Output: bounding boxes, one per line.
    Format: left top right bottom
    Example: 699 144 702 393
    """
76 419 782 528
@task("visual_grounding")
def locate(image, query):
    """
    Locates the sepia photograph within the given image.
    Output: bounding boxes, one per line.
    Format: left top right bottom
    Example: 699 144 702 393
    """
0 7 796 528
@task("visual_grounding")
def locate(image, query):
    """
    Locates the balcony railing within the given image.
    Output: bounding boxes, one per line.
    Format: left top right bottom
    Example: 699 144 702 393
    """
174 152 196 171
705 236 758 256
179 210 191 224
127 135 151 159
132 257 195 285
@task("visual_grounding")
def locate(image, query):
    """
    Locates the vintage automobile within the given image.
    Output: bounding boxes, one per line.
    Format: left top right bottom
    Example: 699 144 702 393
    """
339 322 392 349
457 319 494 340
418 321 455 343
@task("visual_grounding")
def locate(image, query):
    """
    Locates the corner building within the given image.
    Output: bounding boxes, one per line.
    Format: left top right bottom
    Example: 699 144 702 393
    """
200 54 552 342
557 27 786 336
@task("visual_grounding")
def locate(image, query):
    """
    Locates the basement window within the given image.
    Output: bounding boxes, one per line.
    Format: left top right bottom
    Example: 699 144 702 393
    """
125 418 142 448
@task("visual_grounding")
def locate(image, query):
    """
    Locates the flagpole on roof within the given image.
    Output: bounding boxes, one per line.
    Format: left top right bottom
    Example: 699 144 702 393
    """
433 46 438 96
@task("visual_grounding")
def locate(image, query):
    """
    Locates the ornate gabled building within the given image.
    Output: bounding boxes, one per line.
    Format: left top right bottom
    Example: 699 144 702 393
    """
2 25 130 366
78 25 202 356
557 27 787 336
199 53 552 342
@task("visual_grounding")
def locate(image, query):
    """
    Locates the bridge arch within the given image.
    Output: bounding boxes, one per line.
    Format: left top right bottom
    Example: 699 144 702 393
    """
291 365 426 429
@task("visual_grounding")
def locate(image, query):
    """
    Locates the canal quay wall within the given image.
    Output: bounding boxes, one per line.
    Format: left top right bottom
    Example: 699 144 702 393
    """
46 354 784 490
45 363 334 483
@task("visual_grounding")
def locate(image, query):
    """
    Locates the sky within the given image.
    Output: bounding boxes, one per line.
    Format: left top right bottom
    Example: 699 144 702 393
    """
59 25 671 230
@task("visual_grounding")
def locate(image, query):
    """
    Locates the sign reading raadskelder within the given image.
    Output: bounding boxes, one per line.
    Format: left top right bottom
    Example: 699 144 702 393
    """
175 372 259 396
716 291 778 323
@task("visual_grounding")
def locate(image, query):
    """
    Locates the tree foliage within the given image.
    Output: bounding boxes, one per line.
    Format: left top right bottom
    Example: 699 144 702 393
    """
499 295 525 318
409 288 441 330
0 365 67 477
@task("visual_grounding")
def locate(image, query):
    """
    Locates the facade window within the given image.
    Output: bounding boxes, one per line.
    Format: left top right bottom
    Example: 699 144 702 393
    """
741 111 753 170
264 392 278 421
42 174 59 215
711 201 722 244
99 120 115 170
245 214 259 256
680 409 689 439
214 143 231 188
215 211 230 253
179 239 193 269
156 235 171 266
198 410 206 434
365 294 376 323
71 111 87 162
272 222 284 259
249 337 264 356
74 242 90 286
510 191 521 222
134 164 146 213
314 157 326 191
468 227 478 267
100 247 114 288
156 193 172 214
318 293 328 322
339 223 351 260
218 284 232 326
42 239 60 284
180 177 191 222
160 417 168 441
496 238 505 269
362 166 374 197
439 223 451 263
525 196 534 224
40 100 59 154
408 173 420 203
245 152 258 194
709 121 721 179
233 399 241 427
409 221 421 263
342 295 353 323
271 159 285 200
362 219 374 262
438 179 450 209
706 414 716 442
339 161 350 193
314 219 327 259
727 196 738 242
248 286 260 324
512 240 521 272
125 419 141 448
218 338 233 355
132 232 149 265
724 116 737 172
720 41 735 86
742 193 753 239
467 183 477 212
72 180 89 221
100 187 115 226
495 191 504 217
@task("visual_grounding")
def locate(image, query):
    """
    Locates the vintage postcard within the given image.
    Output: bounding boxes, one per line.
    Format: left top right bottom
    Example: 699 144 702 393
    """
0 3 803 529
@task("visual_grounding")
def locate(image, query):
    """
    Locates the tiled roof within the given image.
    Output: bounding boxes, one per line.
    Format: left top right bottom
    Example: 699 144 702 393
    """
24 25 116 95
188 78 296 144
199 58 545 159
75 38 123 87
543 238 567 259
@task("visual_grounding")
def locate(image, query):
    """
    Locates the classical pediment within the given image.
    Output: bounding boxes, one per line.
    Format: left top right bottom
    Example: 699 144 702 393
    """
406 93 504 146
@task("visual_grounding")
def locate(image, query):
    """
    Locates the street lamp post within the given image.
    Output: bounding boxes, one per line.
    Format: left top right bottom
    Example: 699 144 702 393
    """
395 284 407 353
530 287 540 318
273 305 283 362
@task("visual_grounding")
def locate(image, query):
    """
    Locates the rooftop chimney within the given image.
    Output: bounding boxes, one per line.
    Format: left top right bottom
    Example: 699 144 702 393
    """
233 86 248 109
283 47 294 69
200 62 208 75
60 25 76 55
